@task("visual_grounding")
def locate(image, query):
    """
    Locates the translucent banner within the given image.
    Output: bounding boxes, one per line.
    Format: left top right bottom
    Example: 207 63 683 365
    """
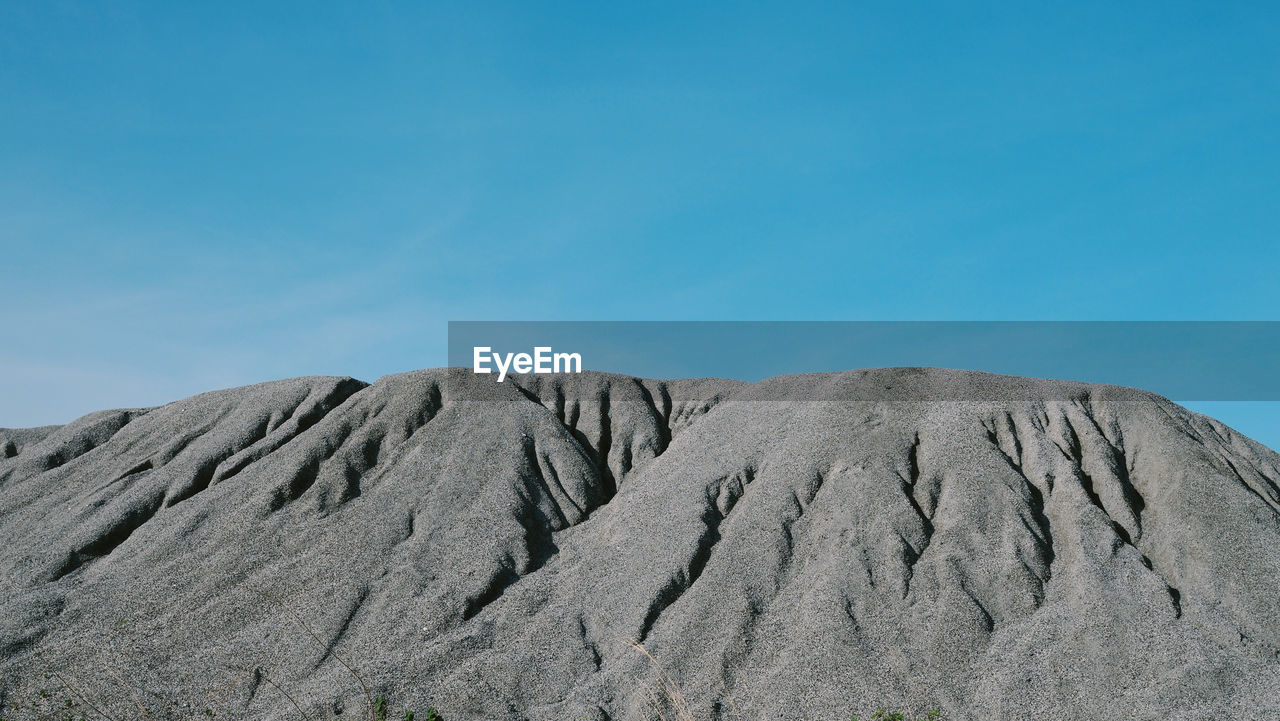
446 321 1280 401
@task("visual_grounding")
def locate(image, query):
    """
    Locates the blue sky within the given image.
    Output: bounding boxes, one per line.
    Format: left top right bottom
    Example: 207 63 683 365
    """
1 2 1278 447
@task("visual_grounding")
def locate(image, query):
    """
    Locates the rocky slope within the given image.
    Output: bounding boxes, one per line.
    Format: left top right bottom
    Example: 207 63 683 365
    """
1 368 1277 720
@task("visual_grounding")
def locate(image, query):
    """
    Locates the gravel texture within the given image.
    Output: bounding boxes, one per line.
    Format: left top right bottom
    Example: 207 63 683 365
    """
1 368 1277 720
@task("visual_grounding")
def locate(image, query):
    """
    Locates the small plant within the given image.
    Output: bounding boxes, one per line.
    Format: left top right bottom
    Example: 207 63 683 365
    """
372 694 431 721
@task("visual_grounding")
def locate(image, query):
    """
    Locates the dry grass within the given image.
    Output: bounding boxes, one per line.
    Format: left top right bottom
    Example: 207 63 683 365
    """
6 594 431 721
630 641 695 721
629 641 756 721
7 660 236 721
10 630 931 720
627 641 942 721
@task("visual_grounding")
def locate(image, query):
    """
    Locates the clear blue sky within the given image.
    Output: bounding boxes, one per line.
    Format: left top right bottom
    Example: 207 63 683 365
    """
2 3 1278 448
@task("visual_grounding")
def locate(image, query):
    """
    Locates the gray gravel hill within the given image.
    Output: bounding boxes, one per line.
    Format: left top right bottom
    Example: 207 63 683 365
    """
1 368 1277 720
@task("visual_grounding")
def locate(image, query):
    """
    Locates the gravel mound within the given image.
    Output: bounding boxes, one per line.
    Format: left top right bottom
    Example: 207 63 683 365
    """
2 368 1277 720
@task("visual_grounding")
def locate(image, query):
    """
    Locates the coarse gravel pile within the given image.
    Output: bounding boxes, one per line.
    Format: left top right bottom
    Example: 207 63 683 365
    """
1 368 1277 720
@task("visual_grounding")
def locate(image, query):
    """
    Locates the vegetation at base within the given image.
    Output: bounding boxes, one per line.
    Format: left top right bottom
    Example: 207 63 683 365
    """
630 639 943 721
852 709 943 721
2 628 933 721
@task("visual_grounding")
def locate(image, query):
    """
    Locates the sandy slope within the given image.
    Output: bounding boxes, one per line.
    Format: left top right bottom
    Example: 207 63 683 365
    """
1 368 1277 720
